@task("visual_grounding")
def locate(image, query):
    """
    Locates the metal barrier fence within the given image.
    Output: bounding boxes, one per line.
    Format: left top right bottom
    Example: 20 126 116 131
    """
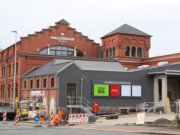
136 100 180 114
66 97 92 107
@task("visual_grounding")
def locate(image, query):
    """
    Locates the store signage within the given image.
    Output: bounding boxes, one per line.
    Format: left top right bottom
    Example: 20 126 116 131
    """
50 33 75 42
94 84 109 97
104 81 131 85
31 91 45 96
110 84 120 97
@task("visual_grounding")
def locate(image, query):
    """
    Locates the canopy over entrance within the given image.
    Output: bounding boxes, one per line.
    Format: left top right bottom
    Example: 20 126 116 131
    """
148 70 180 102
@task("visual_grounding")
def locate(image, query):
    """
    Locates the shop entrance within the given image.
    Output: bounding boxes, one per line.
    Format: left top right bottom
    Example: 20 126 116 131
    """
67 84 76 105
167 77 180 101
151 72 180 102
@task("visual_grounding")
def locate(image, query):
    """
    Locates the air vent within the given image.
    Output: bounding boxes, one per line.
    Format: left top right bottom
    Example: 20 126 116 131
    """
137 65 149 69
157 61 168 66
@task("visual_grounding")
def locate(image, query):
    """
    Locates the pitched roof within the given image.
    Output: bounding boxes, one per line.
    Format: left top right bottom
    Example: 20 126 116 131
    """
22 59 126 78
22 61 70 78
73 60 125 72
54 59 125 72
55 19 70 25
102 24 151 38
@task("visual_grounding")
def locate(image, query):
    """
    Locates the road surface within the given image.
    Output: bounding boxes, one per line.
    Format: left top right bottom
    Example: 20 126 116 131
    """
0 121 148 135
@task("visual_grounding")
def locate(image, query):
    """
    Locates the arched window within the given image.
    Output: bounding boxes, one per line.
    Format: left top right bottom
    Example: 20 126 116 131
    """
137 47 142 57
9 64 11 76
8 84 11 98
112 47 115 57
109 48 112 58
106 48 109 58
131 47 136 57
39 46 83 57
125 46 130 56
15 83 18 98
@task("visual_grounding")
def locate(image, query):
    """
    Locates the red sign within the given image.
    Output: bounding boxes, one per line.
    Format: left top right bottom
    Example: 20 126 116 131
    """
110 85 120 97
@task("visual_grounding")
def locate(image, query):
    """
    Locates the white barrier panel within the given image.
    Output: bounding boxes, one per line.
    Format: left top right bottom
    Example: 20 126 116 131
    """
69 113 88 124
136 112 145 125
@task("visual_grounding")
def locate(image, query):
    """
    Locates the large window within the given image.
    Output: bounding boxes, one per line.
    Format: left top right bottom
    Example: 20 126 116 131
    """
109 48 112 58
30 80 33 89
1 67 3 77
9 64 11 76
16 62 18 74
125 46 130 56
8 84 11 98
1 66 5 77
24 81 26 89
137 47 142 57
43 79 46 88
39 46 83 57
131 47 136 57
51 78 54 88
15 83 18 97
106 48 109 58
112 47 115 57
36 79 39 88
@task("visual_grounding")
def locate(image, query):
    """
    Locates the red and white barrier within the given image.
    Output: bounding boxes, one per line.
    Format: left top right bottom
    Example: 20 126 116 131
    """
51 113 54 123
15 112 20 125
3 112 7 123
69 113 88 125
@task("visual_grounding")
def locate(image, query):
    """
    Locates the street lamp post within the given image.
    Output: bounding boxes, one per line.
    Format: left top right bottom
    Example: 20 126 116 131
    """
80 77 83 105
12 31 17 110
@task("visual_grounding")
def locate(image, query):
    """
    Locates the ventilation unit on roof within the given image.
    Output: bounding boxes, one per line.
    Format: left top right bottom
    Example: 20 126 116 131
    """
124 67 128 70
137 65 149 69
157 61 168 66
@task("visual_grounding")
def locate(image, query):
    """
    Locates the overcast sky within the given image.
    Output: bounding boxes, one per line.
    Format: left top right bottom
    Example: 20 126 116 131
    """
0 0 180 57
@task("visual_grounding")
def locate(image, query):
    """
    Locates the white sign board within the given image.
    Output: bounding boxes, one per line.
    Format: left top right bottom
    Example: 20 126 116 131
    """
121 85 131 96
31 91 45 96
136 112 145 125
132 85 142 97
50 36 75 42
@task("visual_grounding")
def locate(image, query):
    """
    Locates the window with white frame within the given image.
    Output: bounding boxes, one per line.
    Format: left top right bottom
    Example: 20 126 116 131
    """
132 85 142 97
121 85 131 96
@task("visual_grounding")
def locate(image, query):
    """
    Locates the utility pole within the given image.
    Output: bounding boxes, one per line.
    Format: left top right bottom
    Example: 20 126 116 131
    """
12 31 17 110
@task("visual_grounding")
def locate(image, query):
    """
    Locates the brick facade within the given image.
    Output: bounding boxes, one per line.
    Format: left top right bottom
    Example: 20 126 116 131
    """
21 74 58 105
0 19 180 105
102 30 180 69
0 19 99 103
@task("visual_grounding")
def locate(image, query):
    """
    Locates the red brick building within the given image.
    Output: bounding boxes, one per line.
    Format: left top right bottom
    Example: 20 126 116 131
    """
101 24 180 69
1 18 180 107
0 19 99 103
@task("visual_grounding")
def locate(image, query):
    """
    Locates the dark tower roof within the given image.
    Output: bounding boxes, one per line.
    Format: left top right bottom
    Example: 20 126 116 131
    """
102 24 151 38
55 19 70 25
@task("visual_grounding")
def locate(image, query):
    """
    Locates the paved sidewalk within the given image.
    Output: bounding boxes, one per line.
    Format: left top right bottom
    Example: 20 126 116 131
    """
65 114 180 134
95 113 177 126
68 124 180 135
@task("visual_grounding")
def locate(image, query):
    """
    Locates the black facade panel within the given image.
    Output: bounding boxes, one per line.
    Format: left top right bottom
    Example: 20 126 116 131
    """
58 63 180 108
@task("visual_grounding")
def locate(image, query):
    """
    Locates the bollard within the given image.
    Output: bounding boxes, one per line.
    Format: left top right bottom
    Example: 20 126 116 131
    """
15 109 20 126
3 112 7 124
50 109 54 124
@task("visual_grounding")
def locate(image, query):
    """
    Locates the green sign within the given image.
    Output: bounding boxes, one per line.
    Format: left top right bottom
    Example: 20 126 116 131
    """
94 84 109 96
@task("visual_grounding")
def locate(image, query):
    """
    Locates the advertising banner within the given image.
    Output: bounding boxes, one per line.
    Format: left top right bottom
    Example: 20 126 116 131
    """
110 84 120 97
94 84 109 97
31 91 45 96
